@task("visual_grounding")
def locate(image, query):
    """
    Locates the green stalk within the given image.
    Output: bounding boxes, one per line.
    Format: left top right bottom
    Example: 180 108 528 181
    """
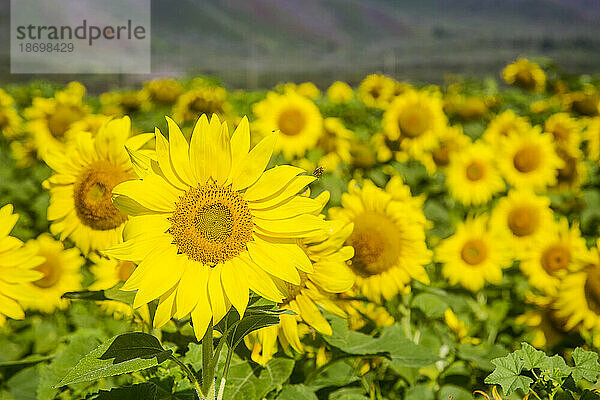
169 355 203 399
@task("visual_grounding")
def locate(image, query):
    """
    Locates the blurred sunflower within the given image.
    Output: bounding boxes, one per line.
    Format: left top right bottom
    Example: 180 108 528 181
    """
253 91 323 159
490 190 555 258
100 90 151 116
0 204 44 326
327 81 354 104
584 117 600 161
22 234 84 313
0 88 23 139
246 216 355 366
436 215 511 292
172 86 230 124
562 85 600 116
24 82 90 159
446 141 505 206
482 110 531 148
89 254 150 320
105 114 328 340
358 74 395 109
544 113 582 151
342 299 395 331
10 138 38 168
382 89 447 157
65 114 112 138
329 177 431 302
281 82 321 99
497 126 563 190
143 78 185 106
502 58 546 92
520 219 587 296
552 146 587 192
317 117 354 170
417 125 471 174
43 117 152 254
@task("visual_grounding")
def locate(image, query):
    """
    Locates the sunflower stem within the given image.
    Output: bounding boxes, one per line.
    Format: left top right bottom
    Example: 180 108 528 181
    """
169 355 203 399
201 320 214 396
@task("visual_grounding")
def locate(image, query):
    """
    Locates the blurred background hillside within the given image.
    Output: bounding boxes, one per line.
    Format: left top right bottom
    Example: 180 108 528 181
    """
1 0 600 90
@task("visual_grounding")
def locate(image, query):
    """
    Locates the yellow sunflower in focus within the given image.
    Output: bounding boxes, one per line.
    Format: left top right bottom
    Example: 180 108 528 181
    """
89 254 150 320
100 90 151 116
245 218 355 366
502 58 546 92
418 125 471 174
358 74 395 109
253 91 323 159
382 89 447 157
329 177 432 302
327 81 354 104
43 117 152 254
446 141 505 206
544 113 582 151
482 110 531 148
22 234 84 313
0 89 23 139
0 204 44 326
143 78 185 106
497 126 563 190
490 190 555 258
317 118 354 170
24 82 90 159
436 215 511 292
105 114 329 340
520 219 587 296
173 87 230 124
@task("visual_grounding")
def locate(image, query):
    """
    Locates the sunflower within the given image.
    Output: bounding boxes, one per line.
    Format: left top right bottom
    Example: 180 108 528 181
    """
382 89 447 157
105 114 329 340
327 81 354 104
544 113 582 150
482 110 531 148
551 146 587 192
21 234 84 313
520 219 587 296
358 74 395 109
416 125 471 174
245 217 355 366
143 78 185 106
489 190 555 259
89 254 150 320
24 82 90 160
502 58 546 92
562 85 600 116
0 204 44 326
445 141 505 206
317 118 354 170
0 89 23 139
43 116 152 254
329 177 432 302
253 91 323 159
172 86 230 124
436 215 511 292
280 82 321 99
100 90 151 116
584 117 600 161
497 126 563 190
10 138 38 168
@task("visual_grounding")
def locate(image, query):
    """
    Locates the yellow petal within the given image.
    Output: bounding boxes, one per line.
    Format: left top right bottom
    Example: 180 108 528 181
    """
310 261 354 293
154 128 187 190
247 241 301 284
234 254 285 303
253 214 326 236
133 251 186 308
251 196 323 220
296 294 331 335
208 265 231 324
232 133 277 191
191 285 212 340
153 285 177 328
254 236 313 273
244 165 305 201
112 174 181 212
248 175 316 210
212 122 232 185
221 260 249 317
226 116 250 185
166 117 195 186
280 312 303 352
175 260 208 319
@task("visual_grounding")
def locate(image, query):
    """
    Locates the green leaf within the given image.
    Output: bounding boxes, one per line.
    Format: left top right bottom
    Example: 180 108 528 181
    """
222 357 295 400
276 385 317 400
516 342 551 370
581 390 600 400
540 355 572 383
306 360 359 391
484 353 533 396
85 382 196 400
457 343 508 372
61 282 135 306
405 385 434 400
57 333 172 387
323 316 438 367
438 385 474 400
328 387 369 400
572 347 600 383
412 293 448 318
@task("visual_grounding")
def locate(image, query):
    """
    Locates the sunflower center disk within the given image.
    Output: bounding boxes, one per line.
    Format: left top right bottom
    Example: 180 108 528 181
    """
278 108 306 136
513 145 541 173
170 185 253 265
347 211 401 277
541 245 570 274
461 239 488 265
398 105 431 138
465 161 485 181
33 255 62 288
47 104 85 138
73 160 130 231
0 111 8 128
584 267 600 314
507 206 539 237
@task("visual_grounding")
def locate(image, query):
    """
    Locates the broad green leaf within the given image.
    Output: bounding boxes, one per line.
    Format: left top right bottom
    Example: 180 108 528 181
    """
328 387 369 400
412 293 448 318
516 342 551 370
306 360 359 391
57 333 172 387
222 357 294 400
438 385 474 400
572 347 600 383
85 382 196 400
405 385 434 400
6 365 40 400
540 355 571 383
457 343 508 372
484 353 533 396
581 390 600 400
276 385 317 400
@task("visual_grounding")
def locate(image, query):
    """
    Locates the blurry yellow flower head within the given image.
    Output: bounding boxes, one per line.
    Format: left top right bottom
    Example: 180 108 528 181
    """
358 74 395 109
317 117 354 170
173 86 229 124
105 114 329 340
503 58 546 92
0 88 23 139
253 91 323 159
144 78 185 105
100 90 151 116
482 110 531 148
327 81 354 104
544 112 582 150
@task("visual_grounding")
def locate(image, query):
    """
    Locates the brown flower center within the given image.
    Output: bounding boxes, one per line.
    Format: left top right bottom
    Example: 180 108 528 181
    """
33 254 62 288
507 205 539 237
541 244 570 274
465 161 486 181
584 267 600 314
460 239 488 265
433 146 450 167
278 108 306 136
513 145 541 173
47 104 85 139
515 70 536 91
170 185 253 265
398 105 432 138
0 111 8 128
74 161 130 231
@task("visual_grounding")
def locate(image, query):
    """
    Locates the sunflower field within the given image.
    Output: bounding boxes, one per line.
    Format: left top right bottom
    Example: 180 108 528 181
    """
2 58 600 400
